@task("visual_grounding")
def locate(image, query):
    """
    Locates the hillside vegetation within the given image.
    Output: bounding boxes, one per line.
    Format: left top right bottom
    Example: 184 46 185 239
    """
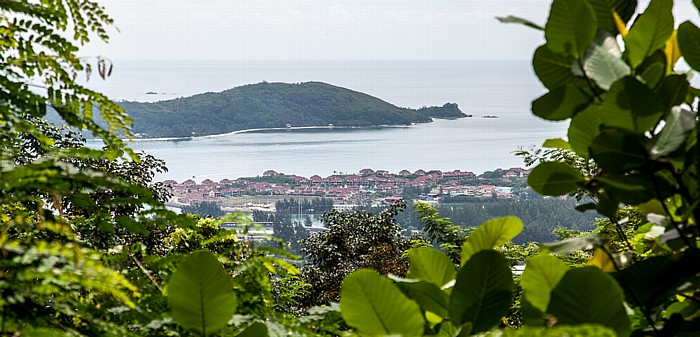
121 81 466 138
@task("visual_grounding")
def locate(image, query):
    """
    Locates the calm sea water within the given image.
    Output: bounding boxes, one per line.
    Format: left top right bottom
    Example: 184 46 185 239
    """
85 59 567 182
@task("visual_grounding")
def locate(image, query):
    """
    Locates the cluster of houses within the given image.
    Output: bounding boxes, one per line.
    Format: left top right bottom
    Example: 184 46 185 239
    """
165 168 530 209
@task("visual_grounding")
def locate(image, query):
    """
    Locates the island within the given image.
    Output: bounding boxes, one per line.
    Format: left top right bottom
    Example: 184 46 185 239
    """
120 82 467 138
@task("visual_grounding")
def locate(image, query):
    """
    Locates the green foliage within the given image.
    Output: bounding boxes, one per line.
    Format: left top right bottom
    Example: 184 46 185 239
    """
122 82 466 138
547 267 630 337
167 251 238 336
340 269 426 337
512 0 700 334
337 218 520 336
450 250 514 334
460 216 523 265
299 202 413 308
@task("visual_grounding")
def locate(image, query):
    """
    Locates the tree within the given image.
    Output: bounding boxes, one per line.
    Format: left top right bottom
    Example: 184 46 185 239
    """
298 201 415 308
181 201 225 218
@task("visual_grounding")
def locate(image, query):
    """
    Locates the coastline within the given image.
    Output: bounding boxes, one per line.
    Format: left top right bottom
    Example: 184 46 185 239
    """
127 124 415 142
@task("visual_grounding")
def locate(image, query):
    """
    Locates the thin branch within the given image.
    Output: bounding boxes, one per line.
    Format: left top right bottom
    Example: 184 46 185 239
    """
130 254 163 293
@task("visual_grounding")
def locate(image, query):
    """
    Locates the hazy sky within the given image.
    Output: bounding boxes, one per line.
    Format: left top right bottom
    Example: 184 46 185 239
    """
83 0 697 60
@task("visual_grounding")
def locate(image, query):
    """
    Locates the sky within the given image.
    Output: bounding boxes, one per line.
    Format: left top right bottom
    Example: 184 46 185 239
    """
82 0 698 61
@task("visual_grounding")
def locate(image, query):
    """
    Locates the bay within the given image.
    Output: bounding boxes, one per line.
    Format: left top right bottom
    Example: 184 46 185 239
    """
86 59 568 182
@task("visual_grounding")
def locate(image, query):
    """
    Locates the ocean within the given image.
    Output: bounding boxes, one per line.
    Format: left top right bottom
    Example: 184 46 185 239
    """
85 59 568 182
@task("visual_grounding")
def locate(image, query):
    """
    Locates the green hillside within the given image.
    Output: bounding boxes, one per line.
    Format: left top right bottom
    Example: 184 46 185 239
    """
121 82 466 138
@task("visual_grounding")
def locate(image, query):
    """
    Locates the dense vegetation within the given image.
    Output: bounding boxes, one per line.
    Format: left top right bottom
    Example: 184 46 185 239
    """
4 0 700 336
120 82 466 138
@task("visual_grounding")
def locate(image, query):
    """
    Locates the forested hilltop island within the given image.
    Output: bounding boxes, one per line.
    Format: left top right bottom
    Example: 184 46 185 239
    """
121 81 466 138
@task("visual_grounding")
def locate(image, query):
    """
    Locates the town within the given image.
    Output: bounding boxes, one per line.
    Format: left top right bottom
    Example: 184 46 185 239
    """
165 167 532 212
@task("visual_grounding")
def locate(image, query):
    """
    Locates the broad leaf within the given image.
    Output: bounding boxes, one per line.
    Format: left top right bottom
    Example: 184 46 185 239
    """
584 0 638 34
235 322 268 337
568 104 602 158
589 129 646 173
613 250 700 310
545 0 597 58
532 83 592 121
527 162 585 196
168 251 237 337
582 31 630 90
542 138 573 151
624 0 674 68
648 107 696 159
636 49 666 88
496 15 543 30
601 76 664 133
450 250 513 334
340 269 425 337
598 173 656 204
520 254 570 313
658 74 690 109
548 267 631 337
396 281 450 318
532 45 576 89
407 247 456 289
460 216 523 266
678 21 700 71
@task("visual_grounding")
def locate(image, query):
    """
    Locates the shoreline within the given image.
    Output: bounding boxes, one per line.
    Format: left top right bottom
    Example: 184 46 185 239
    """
127 124 414 142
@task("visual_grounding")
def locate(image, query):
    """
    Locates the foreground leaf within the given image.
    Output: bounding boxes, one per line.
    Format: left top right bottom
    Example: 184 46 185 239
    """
527 162 585 196
545 0 597 58
520 254 570 314
168 251 237 336
624 0 674 68
407 247 456 289
450 250 514 334
678 21 700 71
548 267 631 337
340 269 425 337
461 216 523 265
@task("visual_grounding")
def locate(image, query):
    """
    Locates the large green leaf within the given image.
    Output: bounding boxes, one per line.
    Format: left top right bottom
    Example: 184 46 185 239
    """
601 76 664 133
545 0 597 58
532 45 576 89
531 83 592 121
542 138 573 151
407 247 456 289
597 173 656 204
460 216 523 266
568 104 602 158
396 281 450 317
584 0 638 34
624 0 674 68
636 49 667 88
450 250 513 334
527 162 586 196
678 21 700 71
589 129 646 173
613 250 700 311
648 107 696 159
548 267 631 337
340 269 425 337
168 251 237 336
235 322 268 337
658 74 690 109
520 254 570 314
582 31 630 90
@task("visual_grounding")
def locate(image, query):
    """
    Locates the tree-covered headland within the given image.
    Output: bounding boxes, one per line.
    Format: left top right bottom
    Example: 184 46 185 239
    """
3 0 700 336
120 82 466 138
